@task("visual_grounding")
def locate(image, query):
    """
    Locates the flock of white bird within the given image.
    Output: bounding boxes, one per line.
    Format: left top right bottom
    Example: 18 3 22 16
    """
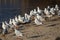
1 4 60 38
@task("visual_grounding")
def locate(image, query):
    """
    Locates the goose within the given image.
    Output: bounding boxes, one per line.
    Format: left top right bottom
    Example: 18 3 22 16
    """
9 18 15 29
44 8 50 15
55 4 59 11
36 14 45 22
33 9 37 15
14 29 23 38
2 22 6 30
24 13 31 23
50 7 55 15
47 6 50 11
9 19 13 25
2 22 8 34
47 6 50 9
5 21 10 29
34 16 42 25
30 10 34 16
12 19 17 26
44 8 48 13
5 21 9 26
18 15 25 23
15 16 18 22
57 10 60 16
46 11 52 18
44 8 52 18
37 7 42 14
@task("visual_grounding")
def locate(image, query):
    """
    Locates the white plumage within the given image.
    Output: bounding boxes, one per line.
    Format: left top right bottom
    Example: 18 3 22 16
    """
33 9 37 15
36 14 45 22
58 10 60 16
44 8 52 18
18 15 25 23
9 19 13 25
12 19 17 26
55 4 59 11
2 22 8 34
15 16 18 22
47 6 50 9
2 22 6 29
24 13 31 22
30 10 34 16
44 8 50 15
15 29 23 37
50 8 55 15
5 21 9 26
37 7 42 14
34 17 42 25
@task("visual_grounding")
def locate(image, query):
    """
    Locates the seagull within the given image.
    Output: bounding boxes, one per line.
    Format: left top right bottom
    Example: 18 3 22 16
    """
14 29 23 38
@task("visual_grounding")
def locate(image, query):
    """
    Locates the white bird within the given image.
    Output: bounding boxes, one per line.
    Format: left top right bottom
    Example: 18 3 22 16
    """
57 10 60 16
12 19 17 26
8 19 15 29
15 16 18 22
36 14 45 22
55 4 59 11
34 16 42 25
44 8 52 18
30 10 34 16
37 7 42 14
9 19 13 25
2 22 8 34
50 8 55 15
2 22 6 30
44 8 47 14
18 15 25 23
14 29 23 37
5 21 9 26
33 9 37 15
24 13 31 23
47 6 50 9
5 21 10 29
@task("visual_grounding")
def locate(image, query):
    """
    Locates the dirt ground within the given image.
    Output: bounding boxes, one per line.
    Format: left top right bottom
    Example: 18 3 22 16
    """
0 16 60 40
